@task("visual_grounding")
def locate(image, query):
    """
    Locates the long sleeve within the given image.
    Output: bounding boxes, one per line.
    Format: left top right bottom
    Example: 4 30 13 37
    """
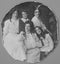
40 22 46 30
47 34 54 51
3 20 10 38
41 34 54 52
32 33 42 47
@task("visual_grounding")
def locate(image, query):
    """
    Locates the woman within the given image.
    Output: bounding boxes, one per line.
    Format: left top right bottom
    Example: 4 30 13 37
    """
35 26 54 54
3 10 26 61
24 21 42 63
19 11 29 33
31 8 46 30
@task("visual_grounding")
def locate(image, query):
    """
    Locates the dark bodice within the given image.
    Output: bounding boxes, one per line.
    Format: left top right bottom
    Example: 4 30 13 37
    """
19 19 25 33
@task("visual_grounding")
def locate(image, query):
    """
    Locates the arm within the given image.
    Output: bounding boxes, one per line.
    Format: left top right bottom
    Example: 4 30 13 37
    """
40 22 46 30
32 33 42 48
3 20 10 38
40 34 54 52
47 34 54 50
18 31 25 41
41 22 52 35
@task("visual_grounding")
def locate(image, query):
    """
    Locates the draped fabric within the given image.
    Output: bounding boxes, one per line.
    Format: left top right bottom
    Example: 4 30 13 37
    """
25 33 42 63
40 34 54 52
3 19 26 61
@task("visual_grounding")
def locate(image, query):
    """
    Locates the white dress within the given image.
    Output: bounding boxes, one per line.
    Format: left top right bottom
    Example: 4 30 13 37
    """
3 19 26 61
25 33 42 63
40 34 54 53
31 16 46 30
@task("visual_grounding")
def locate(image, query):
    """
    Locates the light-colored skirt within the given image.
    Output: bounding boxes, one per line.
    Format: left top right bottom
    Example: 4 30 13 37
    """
26 48 40 63
3 33 26 61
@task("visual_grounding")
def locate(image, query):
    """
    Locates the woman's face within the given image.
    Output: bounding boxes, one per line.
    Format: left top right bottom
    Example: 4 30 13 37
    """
12 11 17 19
25 24 30 32
34 10 39 17
22 12 27 19
35 27 41 34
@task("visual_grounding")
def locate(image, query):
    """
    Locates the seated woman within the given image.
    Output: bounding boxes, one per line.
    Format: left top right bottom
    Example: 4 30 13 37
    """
24 21 42 63
35 26 54 54
3 10 26 61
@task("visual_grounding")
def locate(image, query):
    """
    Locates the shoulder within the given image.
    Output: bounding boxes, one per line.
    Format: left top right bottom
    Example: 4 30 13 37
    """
19 18 24 24
45 33 51 39
19 18 23 22
32 33 37 38
4 19 10 26
31 16 35 21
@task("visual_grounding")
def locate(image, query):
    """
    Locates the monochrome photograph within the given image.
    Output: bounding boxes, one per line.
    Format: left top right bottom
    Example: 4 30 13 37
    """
1 1 58 64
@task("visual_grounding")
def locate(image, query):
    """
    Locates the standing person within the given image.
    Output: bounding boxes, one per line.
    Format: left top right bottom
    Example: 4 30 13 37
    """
24 21 42 63
19 11 29 33
3 10 26 61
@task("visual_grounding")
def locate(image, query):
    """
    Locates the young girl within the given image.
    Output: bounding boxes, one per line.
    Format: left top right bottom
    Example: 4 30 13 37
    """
24 21 41 63
35 26 54 54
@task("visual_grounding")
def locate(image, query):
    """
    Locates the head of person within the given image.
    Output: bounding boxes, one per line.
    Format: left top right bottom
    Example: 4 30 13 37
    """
25 21 31 33
35 26 43 35
22 11 28 19
35 26 50 39
25 21 35 33
35 26 46 38
34 9 40 17
11 10 19 20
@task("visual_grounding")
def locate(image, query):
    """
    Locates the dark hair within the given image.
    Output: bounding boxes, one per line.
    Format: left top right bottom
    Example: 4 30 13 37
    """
9 10 19 20
22 10 28 14
25 21 34 33
35 26 43 38
35 26 49 38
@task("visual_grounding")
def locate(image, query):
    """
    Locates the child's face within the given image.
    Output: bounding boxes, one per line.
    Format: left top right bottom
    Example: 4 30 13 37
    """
35 27 41 34
25 24 30 32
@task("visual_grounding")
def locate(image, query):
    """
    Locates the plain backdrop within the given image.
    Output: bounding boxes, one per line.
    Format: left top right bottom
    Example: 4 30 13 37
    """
0 0 60 64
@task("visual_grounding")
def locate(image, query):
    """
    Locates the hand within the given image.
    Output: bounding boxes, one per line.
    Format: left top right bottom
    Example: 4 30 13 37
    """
40 37 43 40
20 31 25 35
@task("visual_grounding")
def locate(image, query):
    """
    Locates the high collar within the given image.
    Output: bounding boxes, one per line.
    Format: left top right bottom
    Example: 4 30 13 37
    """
21 18 29 23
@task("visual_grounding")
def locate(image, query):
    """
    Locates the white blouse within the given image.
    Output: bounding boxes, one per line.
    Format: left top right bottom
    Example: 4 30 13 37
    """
31 16 46 30
41 34 54 52
3 19 19 37
25 33 42 49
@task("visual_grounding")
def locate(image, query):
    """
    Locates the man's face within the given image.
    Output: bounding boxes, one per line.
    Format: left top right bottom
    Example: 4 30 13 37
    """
22 12 27 19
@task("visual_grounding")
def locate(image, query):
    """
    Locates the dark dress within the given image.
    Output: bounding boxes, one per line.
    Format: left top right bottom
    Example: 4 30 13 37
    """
19 18 34 33
19 19 25 33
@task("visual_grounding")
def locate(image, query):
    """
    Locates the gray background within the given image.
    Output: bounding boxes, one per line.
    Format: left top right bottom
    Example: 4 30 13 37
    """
0 0 60 64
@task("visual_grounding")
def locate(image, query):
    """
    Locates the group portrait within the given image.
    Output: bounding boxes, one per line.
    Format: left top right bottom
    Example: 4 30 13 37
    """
1 1 58 64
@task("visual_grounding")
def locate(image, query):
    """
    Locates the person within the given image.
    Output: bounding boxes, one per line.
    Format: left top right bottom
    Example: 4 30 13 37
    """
3 10 26 61
24 21 42 63
31 9 46 31
35 26 44 46
19 11 29 33
35 27 54 54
